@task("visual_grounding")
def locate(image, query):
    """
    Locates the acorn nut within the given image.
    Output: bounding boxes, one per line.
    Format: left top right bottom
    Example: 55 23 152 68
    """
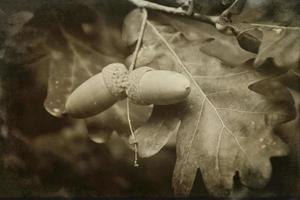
65 63 128 118
126 67 191 105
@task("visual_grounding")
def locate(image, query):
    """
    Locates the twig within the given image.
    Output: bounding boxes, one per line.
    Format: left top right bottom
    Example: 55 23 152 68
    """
128 0 218 25
126 8 148 168
127 0 247 35
128 0 186 15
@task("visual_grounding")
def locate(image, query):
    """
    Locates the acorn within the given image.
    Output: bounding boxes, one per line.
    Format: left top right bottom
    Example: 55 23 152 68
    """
66 64 191 119
126 67 191 105
65 63 128 118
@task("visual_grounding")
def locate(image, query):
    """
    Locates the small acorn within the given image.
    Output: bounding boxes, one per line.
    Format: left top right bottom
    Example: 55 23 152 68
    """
126 67 191 105
65 63 128 118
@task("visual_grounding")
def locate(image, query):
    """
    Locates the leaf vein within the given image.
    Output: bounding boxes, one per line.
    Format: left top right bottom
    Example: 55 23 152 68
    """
216 126 224 178
148 19 254 175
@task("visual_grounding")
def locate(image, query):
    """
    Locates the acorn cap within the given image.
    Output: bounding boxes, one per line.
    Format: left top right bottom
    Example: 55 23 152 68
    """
126 67 154 105
102 63 129 99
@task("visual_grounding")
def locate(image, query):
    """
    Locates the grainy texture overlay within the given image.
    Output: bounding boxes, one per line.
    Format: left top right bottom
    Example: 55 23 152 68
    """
0 0 299 198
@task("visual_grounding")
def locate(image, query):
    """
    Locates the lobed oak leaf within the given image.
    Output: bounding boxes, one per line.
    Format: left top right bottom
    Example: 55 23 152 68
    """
123 10 295 196
254 27 300 71
232 25 300 75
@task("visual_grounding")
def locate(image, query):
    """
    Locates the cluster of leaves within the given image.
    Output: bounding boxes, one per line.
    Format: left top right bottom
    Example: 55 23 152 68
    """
0 0 300 197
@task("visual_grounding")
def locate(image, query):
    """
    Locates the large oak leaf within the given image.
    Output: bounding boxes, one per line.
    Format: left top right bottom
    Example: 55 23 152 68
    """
123 9 295 196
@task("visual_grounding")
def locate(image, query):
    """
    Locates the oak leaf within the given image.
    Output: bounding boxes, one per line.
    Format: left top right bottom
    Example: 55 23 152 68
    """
254 27 300 71
123 9 295 196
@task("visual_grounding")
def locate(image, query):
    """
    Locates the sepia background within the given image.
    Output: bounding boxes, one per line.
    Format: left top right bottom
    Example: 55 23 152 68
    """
0 0 299 198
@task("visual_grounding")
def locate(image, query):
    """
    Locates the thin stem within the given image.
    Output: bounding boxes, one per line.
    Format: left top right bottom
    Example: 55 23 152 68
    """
127 99 139 167
127 8 148 168
221 0 239 16
129 8 148 71
250 23 300 30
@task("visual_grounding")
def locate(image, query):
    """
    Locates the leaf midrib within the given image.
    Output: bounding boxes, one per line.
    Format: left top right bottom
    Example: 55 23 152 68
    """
147 19 254 171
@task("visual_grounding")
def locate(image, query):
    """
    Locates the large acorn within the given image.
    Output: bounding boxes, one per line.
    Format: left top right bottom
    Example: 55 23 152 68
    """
65 63 128 118
126 67 191 105
65 63 191 118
